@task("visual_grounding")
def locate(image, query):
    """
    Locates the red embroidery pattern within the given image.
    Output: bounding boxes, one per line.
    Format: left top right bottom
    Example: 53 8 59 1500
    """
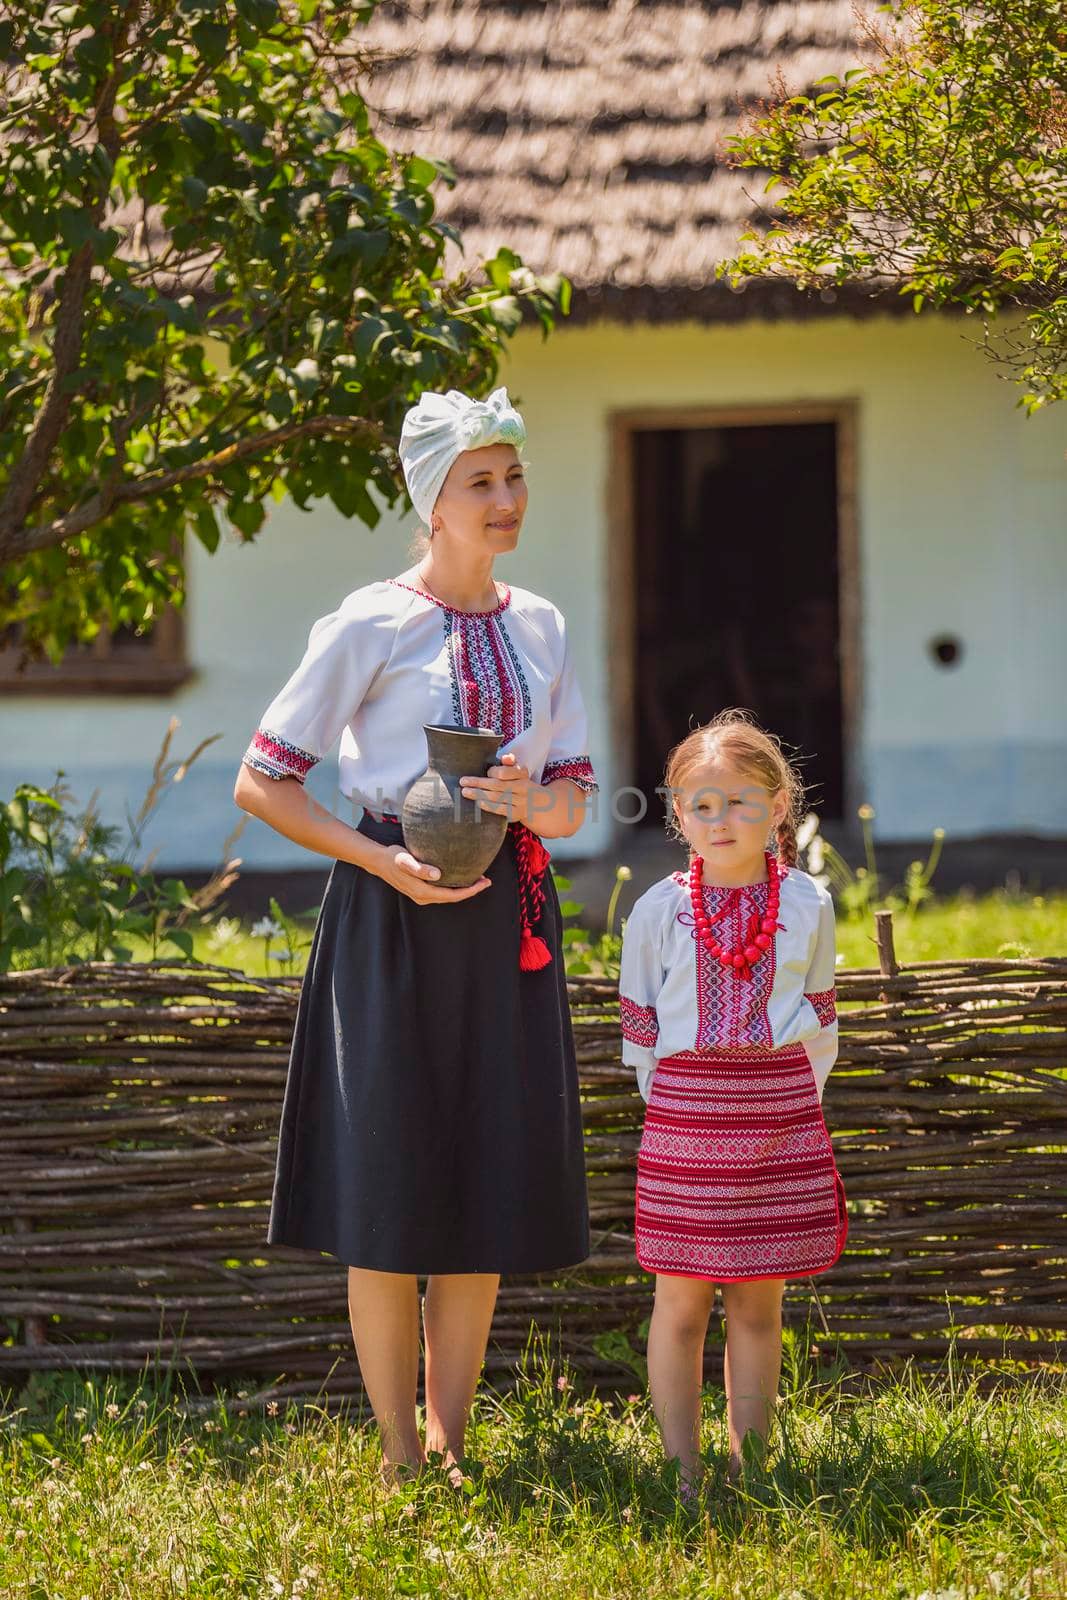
386 577 530 740
445 606 532 742
805 987 837 1026
621 996 659 1050
673 873 779 1051
670 1042 784 1064
243 728 317 783
542 755 598 793
635 1047 849 1281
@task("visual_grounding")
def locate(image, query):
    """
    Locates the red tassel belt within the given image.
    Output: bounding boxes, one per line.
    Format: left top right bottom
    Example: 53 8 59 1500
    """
370 814 553 972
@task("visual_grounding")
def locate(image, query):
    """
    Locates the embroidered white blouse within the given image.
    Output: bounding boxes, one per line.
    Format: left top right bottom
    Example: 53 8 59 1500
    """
241 577 599 811
619 867 839 1104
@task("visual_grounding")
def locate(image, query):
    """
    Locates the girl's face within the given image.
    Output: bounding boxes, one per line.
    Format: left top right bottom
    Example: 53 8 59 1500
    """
433 443 528 553
673 756 789 871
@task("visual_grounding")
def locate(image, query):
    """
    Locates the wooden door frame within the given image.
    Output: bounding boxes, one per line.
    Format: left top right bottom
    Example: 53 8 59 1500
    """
606 400 862 832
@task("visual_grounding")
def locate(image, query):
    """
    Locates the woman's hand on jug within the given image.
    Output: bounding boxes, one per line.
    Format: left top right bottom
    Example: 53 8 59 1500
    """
460 752 541 826
382 848 491 905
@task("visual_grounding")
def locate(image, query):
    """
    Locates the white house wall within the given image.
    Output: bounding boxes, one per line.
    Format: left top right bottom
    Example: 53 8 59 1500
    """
4 313 1064 869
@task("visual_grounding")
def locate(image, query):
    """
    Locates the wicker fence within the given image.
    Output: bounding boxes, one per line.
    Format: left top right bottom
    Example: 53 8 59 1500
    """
2 912 1065 1406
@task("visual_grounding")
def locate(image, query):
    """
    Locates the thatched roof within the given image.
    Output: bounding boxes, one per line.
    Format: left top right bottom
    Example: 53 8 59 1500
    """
359 0 887 321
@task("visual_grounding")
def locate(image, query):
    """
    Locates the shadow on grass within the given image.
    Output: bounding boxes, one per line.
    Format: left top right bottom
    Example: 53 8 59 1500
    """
467 1334 1065 1553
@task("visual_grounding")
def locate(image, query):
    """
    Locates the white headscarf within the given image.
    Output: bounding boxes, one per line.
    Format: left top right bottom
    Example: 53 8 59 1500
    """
397 386 527 524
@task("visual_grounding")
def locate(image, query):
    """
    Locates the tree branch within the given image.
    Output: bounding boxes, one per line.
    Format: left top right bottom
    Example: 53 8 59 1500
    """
120 55 215 146
0 414 392 564
0 5 138 543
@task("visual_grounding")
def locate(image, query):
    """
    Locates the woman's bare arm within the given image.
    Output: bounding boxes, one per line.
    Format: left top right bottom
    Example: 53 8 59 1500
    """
232 766 490 905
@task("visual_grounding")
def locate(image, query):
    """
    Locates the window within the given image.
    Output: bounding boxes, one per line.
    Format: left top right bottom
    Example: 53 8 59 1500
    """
0 607 192 695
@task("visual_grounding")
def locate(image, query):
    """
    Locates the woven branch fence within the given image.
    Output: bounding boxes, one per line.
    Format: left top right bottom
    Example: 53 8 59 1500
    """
1 911 1064 1407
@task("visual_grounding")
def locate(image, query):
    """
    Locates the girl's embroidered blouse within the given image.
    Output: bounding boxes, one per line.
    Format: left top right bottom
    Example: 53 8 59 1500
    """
619 868 839 1104
241 578 598 811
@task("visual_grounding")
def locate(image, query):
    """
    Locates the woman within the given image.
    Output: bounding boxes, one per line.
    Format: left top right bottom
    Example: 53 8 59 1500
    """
233 386 598 1484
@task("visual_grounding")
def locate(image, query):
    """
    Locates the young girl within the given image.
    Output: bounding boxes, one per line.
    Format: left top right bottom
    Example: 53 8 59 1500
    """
619 708 847 1493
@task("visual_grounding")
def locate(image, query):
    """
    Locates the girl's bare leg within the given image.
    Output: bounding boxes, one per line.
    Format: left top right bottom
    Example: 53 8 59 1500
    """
423 1271 500 1468
720 1277 786 1476
347 1267 424 1481
646 1272 717 1486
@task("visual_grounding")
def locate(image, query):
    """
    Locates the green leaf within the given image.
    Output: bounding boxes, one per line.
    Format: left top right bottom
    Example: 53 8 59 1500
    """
325 227 390 267
234 0 280 26
405 154 455 189
73 32 111 75
192 503 220 553
352 316 393 357
227 499 267 537
178 110 218 153
327 472 379 523
181 175 209 209
57 206 93 249
191 19 229 62
488 296 523 333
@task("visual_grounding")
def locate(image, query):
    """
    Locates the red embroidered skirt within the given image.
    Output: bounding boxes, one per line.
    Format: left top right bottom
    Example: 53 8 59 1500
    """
635 1045 848 1282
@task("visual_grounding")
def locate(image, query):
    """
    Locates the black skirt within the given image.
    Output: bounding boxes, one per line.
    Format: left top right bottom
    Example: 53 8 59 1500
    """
266 812 591 1275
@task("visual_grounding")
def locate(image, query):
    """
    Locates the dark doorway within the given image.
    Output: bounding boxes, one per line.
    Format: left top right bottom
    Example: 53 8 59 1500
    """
631 421 845 825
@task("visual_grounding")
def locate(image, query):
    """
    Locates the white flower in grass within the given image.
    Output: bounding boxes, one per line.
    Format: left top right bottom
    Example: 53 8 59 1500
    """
208 917 242 949
251 917 283 940
797 811 820 850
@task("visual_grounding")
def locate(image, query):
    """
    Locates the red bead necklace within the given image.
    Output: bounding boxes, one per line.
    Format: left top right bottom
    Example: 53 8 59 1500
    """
688 850 785 982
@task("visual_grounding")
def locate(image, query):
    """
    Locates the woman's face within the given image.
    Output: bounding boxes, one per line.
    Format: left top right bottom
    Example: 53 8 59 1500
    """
433 443 528 554
673 756 788 868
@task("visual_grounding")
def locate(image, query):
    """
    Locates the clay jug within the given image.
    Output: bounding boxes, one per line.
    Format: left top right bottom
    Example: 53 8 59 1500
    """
401 724 508 887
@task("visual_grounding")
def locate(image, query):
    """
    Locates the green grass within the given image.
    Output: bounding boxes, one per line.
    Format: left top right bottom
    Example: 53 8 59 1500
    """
833 891 1066 969
146 889 1067 983
2 1357 1064 1599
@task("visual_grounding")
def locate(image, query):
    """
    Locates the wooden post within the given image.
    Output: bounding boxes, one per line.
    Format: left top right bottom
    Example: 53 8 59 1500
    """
875 909 911 1351
875 908 898 984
